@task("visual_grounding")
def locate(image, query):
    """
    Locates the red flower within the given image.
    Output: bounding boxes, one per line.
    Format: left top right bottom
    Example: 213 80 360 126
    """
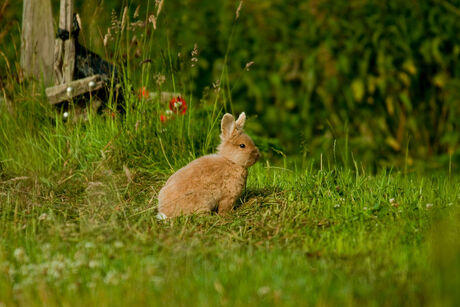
160 114 167 123
169 96 187 114
138 87 149 99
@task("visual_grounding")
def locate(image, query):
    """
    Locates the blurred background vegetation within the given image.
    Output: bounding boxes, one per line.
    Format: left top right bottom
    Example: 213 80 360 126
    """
1 0 459 170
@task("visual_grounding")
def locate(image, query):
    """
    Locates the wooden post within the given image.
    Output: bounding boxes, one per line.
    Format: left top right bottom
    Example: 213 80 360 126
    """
46 0 109 105
21 0 54 84
53 0 76 85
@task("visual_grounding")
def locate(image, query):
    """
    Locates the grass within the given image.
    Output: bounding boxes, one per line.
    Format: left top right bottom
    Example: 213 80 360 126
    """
1 3 460 305
1 126 459 306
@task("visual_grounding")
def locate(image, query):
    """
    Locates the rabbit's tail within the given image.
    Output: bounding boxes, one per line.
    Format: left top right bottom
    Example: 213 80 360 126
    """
156 212 168 220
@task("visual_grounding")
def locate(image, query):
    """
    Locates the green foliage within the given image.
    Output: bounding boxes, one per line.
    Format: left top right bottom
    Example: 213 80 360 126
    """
2 1 460 167
159 0 460 166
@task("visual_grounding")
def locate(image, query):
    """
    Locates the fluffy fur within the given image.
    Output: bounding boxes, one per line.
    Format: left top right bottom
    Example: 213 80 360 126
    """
157 112 260 218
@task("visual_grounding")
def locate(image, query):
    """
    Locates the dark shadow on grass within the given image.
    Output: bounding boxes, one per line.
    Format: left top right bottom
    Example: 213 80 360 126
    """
234 186 283 210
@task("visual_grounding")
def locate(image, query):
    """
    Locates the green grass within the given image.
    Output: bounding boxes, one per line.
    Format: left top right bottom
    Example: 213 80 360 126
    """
0 91 459 306
1 143 460 305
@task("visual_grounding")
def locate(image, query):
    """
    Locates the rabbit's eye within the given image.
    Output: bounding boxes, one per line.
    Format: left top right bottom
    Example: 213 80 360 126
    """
239 144 246 148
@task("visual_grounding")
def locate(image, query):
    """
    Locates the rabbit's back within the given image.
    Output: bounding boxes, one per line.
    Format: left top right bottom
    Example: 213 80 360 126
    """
158 154 247 217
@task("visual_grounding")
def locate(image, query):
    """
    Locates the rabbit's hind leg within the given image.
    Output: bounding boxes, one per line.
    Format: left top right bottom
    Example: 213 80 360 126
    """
217 196 237 215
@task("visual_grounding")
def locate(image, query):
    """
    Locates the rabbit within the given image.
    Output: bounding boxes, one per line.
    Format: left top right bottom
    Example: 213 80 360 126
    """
157 112 260 219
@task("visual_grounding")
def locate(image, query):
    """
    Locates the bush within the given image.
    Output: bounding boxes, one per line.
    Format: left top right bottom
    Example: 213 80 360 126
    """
2 0 459 169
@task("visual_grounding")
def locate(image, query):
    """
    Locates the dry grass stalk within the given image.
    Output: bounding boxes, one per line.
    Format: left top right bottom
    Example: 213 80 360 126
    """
245 61 254 71
134 5 140 18
236 1 243 19
156 0 164 17
121 6 128 33
149 15 157 30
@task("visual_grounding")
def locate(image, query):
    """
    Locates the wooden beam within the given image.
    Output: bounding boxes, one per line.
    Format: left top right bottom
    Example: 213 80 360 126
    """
21 0 54 84
53 0 75 85
45 75 105 105
62 0 75 83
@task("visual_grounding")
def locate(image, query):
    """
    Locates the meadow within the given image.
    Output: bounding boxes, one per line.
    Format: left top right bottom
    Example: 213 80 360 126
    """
1 161 459 306
1 0 460 305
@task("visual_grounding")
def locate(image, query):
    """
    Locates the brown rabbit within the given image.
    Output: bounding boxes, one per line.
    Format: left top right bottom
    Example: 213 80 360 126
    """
157 112 260 219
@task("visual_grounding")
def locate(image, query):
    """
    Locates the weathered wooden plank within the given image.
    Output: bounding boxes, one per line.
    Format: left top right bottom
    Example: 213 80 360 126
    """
21 0 54 84
62 0 75 83
46 75 105 105
53 37 64 84
53 0 75 85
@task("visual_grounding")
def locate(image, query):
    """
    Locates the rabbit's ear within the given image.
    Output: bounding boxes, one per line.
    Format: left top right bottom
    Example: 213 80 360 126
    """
221 113 235 139
235 112 246 129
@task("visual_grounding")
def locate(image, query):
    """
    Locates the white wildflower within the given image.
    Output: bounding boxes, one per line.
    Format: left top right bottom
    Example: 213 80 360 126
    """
104 271 119 285
39 213 52 221
88 281 96 289
13 248 28 263
41 243 51 252
84 242 95 249
89 260 101 269
68 283 78 292
257 286 270 296
114 241 124 249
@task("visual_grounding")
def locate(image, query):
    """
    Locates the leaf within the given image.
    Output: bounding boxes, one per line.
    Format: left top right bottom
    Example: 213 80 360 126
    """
372 202 381 211
367 75 376 94
403 59 417 75
433 72 450 88
351 79 365 103
399 92 412 112
386 137 401 151
398 72 411 87
385 97 395 116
